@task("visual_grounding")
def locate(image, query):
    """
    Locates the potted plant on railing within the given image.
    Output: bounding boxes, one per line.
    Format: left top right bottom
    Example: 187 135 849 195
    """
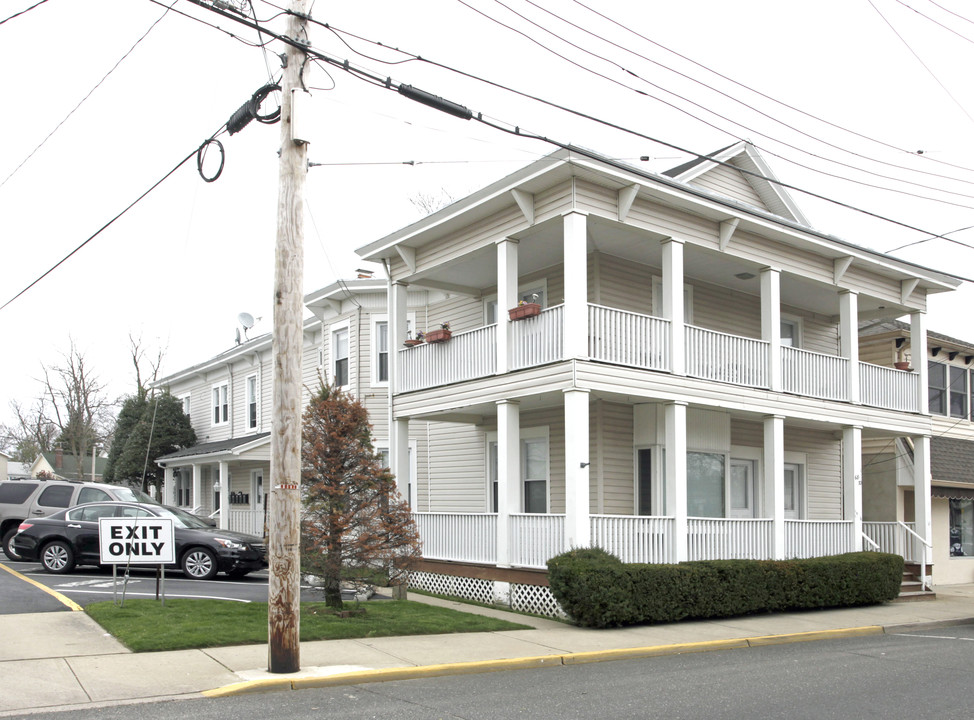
509 299 541 321
403 331 423 347
423 322 452 344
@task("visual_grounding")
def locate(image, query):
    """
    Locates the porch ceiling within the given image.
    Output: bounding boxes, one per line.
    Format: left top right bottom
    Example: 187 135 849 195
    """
406 214 901 319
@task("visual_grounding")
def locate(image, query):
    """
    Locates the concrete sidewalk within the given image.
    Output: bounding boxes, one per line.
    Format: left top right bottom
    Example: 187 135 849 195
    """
2 585 974 716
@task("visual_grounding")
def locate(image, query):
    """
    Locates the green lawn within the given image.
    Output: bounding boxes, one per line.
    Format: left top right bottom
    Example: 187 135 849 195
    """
85 599 531 652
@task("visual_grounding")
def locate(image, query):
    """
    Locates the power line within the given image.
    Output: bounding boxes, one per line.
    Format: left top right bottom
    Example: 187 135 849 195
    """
0 0 51 26
0 1 177 190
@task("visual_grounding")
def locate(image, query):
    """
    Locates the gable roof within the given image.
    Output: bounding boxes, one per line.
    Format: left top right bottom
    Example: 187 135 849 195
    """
156 432 271 464
663 141 809 225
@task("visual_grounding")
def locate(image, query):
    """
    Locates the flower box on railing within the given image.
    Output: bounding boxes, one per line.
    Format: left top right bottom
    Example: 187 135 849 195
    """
424 328 452 344
509 303 541 321
403 339 423 347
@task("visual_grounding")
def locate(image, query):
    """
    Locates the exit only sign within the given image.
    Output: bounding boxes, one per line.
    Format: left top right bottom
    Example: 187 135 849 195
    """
97 517 175 565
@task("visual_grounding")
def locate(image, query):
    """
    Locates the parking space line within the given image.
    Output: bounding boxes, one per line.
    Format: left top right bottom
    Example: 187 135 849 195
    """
0 561 84 611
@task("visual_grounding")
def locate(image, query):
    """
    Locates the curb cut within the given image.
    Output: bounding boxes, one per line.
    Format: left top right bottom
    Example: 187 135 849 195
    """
202 625 888 698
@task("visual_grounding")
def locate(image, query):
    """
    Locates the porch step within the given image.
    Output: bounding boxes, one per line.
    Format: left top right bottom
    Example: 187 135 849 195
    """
892 590 937 602
892 570 936 602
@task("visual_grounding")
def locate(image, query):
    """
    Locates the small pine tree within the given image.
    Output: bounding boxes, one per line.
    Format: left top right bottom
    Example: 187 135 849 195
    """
301 380 421 609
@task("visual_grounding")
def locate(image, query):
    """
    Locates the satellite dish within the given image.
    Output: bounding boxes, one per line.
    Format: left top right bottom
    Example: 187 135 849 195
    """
238 312 255 330
235 328 242 345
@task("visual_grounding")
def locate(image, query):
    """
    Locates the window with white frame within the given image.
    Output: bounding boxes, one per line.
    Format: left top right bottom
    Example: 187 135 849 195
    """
246 374 258 430
180 393 191 416
375 442 414 506
950 498 974 556
251 469 264 510
375 321 389 384
636 448 653 516
687 451 724 517
522 436 548 513
783 462 803 519
211 383 229 426
729 458 756 518
780 316 802 348
332 325 349 387
485 284 547 325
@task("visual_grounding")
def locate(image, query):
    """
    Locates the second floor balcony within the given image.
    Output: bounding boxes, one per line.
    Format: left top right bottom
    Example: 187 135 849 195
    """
398 303 922 414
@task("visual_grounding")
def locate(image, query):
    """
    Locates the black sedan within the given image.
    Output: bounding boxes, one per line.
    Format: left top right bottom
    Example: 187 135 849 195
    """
12 502 267 580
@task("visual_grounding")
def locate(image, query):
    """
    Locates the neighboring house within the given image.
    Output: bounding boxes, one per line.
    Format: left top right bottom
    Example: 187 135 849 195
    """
860 320 974 585
31 449 107 482
0 451 8 481
154 277 434 534
351 142 961 611
5 461 31 481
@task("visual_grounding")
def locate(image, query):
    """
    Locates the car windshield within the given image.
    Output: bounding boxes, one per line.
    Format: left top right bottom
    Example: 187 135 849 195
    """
151 505 213 530
111 487 156 503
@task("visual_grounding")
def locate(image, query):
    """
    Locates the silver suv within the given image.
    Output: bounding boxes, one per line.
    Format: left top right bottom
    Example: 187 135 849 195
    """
0 479 155 560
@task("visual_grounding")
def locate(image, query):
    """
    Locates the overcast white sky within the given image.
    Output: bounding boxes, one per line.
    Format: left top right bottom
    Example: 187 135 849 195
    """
2 0 973 437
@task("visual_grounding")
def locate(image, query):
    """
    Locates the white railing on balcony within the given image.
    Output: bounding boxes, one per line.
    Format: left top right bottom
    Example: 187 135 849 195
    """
685 325 769 388
859 362 921 413
782 346 849 401
510 513 566 568
784 519 854 558
687 517 773 560
862 521 921 562
512 305 564 370
398 324 497 393
228 509 265 537
412 512 498 564
590 515 674 564
588 304 670 372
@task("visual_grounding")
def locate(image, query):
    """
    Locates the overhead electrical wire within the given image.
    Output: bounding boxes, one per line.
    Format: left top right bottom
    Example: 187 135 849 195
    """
519 0 974 191
182 0 974 257
0 0 50 26
894 0 974 47
456 0 974 209
568 0 974 179
0 1 178 191
926 0 974 27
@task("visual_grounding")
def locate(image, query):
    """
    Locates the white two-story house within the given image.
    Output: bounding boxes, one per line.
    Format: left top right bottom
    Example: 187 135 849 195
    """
353 142 961 611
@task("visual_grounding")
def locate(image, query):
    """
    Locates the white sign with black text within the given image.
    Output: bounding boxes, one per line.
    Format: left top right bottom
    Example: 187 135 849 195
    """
97 517 175 565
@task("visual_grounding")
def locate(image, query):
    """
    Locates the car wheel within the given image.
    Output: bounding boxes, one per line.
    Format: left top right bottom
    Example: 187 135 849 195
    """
182 548 218 580
2 528 22 561
41 540 75 574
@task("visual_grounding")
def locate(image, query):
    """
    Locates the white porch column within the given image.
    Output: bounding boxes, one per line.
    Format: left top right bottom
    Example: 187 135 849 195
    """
760 268 782 392
911 311 927 412
496 238 518 375
661 238 685 376
913 434 932 566
839 290 859 404
763 415 785 559
842 425 863 551
665 401 688 562
390 281 408 391
391 418 411 505
163 466 175 506
496 400 520 569
563 212 588 359
564 389 591 549
192 464 202 512
219 461 230 530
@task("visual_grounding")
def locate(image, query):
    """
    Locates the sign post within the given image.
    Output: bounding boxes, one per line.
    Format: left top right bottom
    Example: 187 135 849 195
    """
98 517 175 605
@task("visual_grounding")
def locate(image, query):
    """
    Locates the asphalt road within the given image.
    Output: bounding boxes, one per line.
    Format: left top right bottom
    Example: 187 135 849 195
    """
11 627 974 719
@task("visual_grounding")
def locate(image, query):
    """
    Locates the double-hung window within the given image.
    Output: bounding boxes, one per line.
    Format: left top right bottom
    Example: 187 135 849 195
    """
333 327 349 387
949 365 968 419
212 383 229 426
375 321 389 384
246 375 259 430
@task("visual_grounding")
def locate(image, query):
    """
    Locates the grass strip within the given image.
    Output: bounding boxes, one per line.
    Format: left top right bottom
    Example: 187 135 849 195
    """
86 598 530 652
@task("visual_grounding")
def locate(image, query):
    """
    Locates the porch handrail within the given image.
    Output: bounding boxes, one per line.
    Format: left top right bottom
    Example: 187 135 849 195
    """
899 521 932 591
587 304 670 371
511 304 564 370
860 532 880 550
685 325 769 388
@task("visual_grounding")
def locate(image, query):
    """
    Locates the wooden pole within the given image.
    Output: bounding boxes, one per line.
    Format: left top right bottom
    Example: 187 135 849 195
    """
267 0 309 674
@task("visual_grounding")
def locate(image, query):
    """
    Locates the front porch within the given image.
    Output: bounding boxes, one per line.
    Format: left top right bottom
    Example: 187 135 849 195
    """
413 512 926 569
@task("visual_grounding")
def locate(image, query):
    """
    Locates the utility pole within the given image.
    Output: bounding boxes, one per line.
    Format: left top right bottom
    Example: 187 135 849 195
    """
267 0 310 674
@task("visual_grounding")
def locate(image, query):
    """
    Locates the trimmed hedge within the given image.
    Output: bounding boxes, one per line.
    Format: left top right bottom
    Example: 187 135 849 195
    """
547 548 904 628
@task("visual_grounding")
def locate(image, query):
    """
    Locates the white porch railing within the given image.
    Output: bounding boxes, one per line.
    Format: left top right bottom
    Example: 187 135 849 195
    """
510 513 566 568
784 519 854 558
862 521 921 562
782 346 849 401
685 326 769 388
588 304 670 371
512 305 564 370
859 362 921 413
398 325 497 392
412 512 498 564
687 517 773 560
228 509 265 537
590 515 674 564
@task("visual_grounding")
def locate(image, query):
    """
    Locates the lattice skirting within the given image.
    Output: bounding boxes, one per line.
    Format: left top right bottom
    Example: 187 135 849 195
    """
408 571 566 619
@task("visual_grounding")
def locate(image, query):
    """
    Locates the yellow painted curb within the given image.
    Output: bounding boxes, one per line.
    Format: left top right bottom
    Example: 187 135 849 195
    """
746 625 884 647
203 677 294 698
561 638 750 665
0 561 83 612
